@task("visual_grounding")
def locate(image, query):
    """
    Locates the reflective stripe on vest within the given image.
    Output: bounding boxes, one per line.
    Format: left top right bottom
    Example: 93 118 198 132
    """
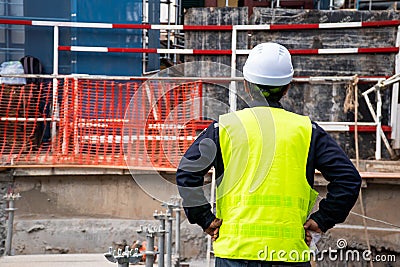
214 107 318 262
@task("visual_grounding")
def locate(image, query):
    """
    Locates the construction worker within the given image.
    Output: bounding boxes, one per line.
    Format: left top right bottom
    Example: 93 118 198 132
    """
176 42 362 267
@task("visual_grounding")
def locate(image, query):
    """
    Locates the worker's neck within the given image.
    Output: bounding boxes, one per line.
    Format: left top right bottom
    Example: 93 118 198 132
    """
247 99 283 109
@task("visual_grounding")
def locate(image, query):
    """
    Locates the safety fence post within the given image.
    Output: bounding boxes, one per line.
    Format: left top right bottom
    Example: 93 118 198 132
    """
4 192 20 256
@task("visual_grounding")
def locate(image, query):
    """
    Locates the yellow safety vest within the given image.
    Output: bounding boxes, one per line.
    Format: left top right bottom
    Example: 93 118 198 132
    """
214 107 318 262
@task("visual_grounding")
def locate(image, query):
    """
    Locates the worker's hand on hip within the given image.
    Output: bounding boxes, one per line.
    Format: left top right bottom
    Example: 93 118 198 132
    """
205 218 223 241
303 218 322 246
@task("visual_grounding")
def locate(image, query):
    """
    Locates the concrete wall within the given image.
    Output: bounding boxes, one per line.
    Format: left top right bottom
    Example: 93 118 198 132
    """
0 170 13 256
184 8 400 159
1 163 398 265
13 175 160 220
8 170 207 259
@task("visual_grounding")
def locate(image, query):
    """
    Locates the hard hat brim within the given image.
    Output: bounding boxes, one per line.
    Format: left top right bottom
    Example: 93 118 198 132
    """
243 66 294 87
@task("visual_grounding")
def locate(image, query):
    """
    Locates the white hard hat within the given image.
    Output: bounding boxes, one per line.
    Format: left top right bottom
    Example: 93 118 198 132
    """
243 42 294 86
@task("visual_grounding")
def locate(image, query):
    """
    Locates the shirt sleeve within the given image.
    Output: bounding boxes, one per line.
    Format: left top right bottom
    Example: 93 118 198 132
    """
309 122 362 232
176 122 219 230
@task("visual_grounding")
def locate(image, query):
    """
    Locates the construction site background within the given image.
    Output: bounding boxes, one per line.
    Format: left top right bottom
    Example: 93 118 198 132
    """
1 6 400 267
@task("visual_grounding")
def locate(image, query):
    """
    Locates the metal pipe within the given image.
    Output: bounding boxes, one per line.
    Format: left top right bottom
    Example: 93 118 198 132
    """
174 207 181 266
166 208 173 267
376 87 382 160
167 0 171 59
229 28 238 112
159 220 166 267
206 169 216 267
154 211 166 267
173 0 180 64
0 74 388 83
142 0 146 74
390 26 400 148
5 198 15 256
145 231 155 267
4 193 20 256
51 26 59 151
362 92 395 159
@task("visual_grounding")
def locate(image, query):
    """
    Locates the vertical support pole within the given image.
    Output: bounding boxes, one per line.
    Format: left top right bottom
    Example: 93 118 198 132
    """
73 78 79 155
154 211 166 267
329 0 334 9
206 168 216 267
62 78 69 155
51 26 59 151
173 0 180 64
4 193 20 256
5 198 14 256
229 27 238 112
145 232 155 267
391 26 400 149
142 0 147 75
166 207 173 267
167 0 171 59
376 87 382 160
174 207 181 267
159 219 166 267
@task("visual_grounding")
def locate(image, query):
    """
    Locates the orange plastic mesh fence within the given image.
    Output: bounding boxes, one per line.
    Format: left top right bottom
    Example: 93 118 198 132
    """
0 78 206 169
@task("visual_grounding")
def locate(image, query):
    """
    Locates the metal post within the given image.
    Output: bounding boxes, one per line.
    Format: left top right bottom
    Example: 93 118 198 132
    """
51 25 59 151
376 86 382 160
174 207 181 267
166 207 173 267
4 193 20 256
154 211 166 267
145 230 155 267
229 27 238 112
206 169 216 267
173 0 181 64
167 0 171 59
391 26 400 149
142 0 147 74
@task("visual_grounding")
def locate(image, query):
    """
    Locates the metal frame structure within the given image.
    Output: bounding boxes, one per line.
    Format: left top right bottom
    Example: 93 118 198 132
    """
0 18 399 160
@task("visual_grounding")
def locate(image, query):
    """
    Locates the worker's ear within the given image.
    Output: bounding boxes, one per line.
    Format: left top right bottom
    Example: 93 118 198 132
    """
282 84 290 96
244 80 250 93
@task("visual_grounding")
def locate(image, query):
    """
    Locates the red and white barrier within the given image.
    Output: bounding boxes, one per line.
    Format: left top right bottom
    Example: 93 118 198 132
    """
1 18 400 30
59 45 399 55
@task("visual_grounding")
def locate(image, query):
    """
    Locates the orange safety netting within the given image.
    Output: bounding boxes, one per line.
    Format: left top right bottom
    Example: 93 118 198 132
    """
0 78 208 169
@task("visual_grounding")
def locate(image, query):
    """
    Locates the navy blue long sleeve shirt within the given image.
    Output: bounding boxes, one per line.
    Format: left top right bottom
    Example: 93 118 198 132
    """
176 101 361 233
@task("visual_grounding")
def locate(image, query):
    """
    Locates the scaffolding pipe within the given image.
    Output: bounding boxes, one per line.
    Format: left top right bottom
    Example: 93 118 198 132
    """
362 90 395 159
173 0 180 64
167 0 171 59
390 26 400 148
166 208 173 267
51 25 59 151
229 28 238 112
376 86 382 160
174 207 181 267
0 74 388 83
